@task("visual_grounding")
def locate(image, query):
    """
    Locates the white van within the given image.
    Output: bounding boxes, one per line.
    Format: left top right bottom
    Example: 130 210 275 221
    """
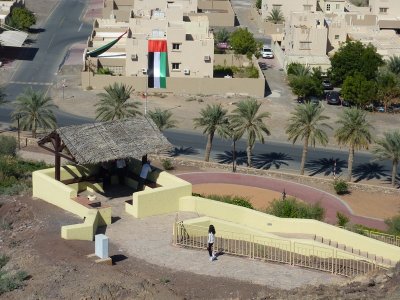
261 46 274 59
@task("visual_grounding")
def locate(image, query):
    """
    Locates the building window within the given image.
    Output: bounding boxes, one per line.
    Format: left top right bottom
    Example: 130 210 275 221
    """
299 41 311 50
335 35 340 39
379 7 388 14
336 4 340 9
326 4 330 11
303 5 312 11
172 63 181 70
172 43 181 50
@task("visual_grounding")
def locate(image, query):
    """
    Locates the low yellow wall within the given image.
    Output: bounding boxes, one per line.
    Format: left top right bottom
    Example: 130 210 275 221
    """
33 166 112 240
125 171 192 218
179 196 400 263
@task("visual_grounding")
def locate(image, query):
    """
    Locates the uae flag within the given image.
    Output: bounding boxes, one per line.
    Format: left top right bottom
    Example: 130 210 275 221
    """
148 40 167 88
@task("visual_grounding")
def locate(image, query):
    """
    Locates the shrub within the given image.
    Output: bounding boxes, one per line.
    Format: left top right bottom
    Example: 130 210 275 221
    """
333 179 349 195
385 215 400 236
336 212 350 227
0 254 28 295
97 67 113 75
0 136 17 156
256 0 262 9
193 193 254 209
162 158 174 170
267 197 325 221
213 65 234 77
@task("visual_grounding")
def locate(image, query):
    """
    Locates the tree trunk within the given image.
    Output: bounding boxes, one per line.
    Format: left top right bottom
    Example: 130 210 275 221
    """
232 139 236 172
391 160 398 187
347 146 354 182
204 131 214 162
246 144 252 167
300 135 309 175
33 119 36 138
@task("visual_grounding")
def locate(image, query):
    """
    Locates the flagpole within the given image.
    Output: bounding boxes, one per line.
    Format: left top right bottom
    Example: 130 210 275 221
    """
145 53 148 115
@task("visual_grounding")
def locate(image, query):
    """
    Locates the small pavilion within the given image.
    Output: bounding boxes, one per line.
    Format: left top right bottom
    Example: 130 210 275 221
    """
37 117 172 181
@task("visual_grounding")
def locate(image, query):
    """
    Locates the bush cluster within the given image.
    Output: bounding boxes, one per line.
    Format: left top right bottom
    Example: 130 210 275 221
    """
267 197 325 221
336 212 350 227
193 193 254 209
161 158 174 170
0 136 17 157
333 179 349 195
0 156 48 195
0 254 29 295
213 65 259 78
385 215 400 236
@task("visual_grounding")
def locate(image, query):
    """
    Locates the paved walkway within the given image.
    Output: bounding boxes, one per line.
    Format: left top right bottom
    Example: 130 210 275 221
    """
177 172 386 230
104 208 345 289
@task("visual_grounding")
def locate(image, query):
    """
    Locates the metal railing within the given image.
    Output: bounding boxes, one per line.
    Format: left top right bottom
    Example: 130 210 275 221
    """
173 222 388 277
338 226 400 248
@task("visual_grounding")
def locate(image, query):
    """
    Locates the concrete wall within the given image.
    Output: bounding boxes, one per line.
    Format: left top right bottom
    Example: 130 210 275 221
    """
32 166 112 240
82 54 265 96
370 0 400 19
194 0 235 27
261 0 317 21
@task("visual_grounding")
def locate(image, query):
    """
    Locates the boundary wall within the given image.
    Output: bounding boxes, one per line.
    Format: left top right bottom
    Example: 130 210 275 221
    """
32 165 112 240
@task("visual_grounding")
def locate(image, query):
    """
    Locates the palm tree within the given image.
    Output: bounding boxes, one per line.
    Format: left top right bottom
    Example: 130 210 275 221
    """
148 108 178 132
193 103 228 162
214 28 230 44
286 62 311 77
266 8 284 24
372 131 400 187
229 98 270 167
335 108 373 182
286 103 332 175
219 117 244 172
387 55 400 75
12 87 57 138
95 83 141 121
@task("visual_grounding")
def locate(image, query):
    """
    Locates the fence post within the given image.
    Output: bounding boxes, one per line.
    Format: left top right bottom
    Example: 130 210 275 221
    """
172 222 176 245
251 235 254 259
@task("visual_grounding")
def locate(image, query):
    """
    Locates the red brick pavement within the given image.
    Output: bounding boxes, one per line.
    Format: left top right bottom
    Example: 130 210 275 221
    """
177 172 387 231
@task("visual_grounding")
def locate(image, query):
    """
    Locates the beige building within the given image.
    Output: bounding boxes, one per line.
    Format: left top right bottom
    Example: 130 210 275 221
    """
88 2 214 78
261 0 317 22
369 0 400 29
318 0 346 14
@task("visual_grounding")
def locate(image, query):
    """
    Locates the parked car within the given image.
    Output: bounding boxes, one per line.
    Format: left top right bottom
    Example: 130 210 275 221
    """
216 42 231 49
341 99 353 107
298 96 320 105
322 79 333 90
261 46 274 59
388 104 400 113
326 91 341 105
258 62 267 70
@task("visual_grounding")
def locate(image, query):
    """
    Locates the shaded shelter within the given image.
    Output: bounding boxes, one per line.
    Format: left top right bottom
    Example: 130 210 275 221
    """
38 117 173 180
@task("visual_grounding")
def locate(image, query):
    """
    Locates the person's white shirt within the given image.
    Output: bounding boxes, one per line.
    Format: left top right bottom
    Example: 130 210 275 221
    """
140 163 152 179
208 232 215 244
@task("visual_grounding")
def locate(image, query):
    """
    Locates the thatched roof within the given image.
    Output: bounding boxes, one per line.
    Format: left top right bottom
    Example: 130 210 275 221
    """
45 117 172 164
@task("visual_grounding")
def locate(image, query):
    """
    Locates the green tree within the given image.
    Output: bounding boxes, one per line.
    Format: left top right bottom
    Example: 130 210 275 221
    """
376 70 400 112
214 28 230 44
7 7 36 31
148 108 178 132
330 41 384 85
372 131 400 187
95 83 141 121
341 73 377 107
288 75 323 99
11 88 57 138
193 104 228 162
286 103 332 175
335 108 373 182
266 8 284 24
229 28 261 58
256 0 262 9
229 99 270 167
387 55 400 75
286 62 310 77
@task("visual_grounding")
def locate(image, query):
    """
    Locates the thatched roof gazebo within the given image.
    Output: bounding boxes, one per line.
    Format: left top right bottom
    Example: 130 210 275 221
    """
38 117 172 180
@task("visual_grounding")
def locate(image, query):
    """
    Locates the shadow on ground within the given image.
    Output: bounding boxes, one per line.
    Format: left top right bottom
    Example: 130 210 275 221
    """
252 152 293 170
305 158 346 176
352 163 389 182
215 150 248 166
168 146 199 157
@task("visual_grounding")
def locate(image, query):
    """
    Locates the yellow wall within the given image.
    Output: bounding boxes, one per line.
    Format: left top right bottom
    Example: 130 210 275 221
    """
32 166 112 241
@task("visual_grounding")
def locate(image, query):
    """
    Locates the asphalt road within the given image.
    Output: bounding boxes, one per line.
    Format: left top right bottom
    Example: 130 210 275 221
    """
1 0 92 124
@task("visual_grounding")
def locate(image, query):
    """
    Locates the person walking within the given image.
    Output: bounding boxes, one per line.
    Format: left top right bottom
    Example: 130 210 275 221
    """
207 224 216 261
137 157 152 191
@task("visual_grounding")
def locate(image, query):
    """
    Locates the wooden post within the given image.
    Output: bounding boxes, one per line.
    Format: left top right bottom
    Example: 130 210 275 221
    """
55 134 61 181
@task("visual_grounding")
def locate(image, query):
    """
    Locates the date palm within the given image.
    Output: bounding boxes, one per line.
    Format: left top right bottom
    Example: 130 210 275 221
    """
286 103 332 175
148 108 178 132
266 8 284 24
95 83 141 121
335 108 373 182
229 98 270 167
12 87 57 138
193 103 228 162
372 131 400 187
387 55 400 75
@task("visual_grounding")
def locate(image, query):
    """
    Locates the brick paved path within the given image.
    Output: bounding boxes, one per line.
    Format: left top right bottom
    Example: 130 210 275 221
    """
177 172 386 230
